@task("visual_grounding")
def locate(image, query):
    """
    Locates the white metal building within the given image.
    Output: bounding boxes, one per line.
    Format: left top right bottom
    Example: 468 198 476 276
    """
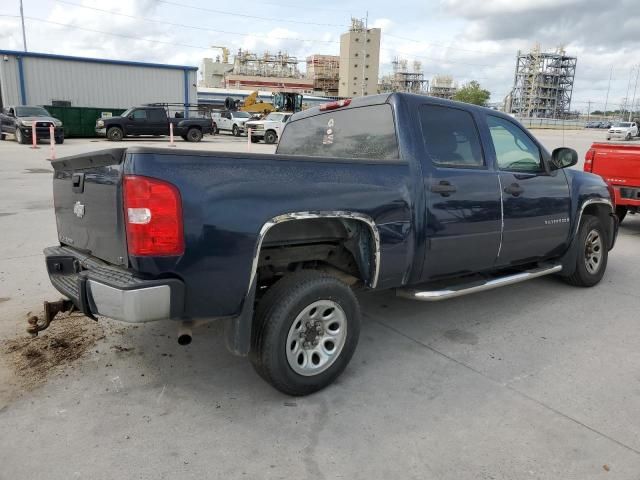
0 50 197 110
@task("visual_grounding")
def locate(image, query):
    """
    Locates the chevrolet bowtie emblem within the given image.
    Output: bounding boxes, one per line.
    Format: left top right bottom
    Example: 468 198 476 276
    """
73 201 85 219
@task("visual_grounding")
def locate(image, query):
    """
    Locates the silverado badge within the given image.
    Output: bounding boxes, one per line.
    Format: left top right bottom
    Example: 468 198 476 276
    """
73 201 85 219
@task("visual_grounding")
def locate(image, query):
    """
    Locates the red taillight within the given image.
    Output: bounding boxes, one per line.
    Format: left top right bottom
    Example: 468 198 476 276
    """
319 98 351 111
584 148 595 172
123 175 184 256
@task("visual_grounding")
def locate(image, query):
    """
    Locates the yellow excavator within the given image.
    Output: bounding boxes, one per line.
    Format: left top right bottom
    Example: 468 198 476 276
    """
225 91 304 115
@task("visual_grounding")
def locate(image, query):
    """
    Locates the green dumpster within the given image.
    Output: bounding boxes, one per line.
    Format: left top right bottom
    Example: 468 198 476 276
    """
44 106 126 138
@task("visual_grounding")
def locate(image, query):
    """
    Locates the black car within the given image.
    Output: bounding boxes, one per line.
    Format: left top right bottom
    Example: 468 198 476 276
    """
0 106 64 144
96 106 213 142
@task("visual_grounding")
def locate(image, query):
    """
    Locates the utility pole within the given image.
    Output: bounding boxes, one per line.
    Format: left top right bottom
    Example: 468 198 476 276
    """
586 100 591 123
360 12 368 97
623 67 634 119
629 64 639 121
19 0 28 52
603 66 612 120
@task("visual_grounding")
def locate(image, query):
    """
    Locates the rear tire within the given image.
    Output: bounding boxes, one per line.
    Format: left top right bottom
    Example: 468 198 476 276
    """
186 127 203 142
264 130 277 144
250 136 260 143
55 135 64 144
212 123 219 135
107 127 123 141
250 270 361 396
0 132 5 141
563 215 608 287
616 206 628 224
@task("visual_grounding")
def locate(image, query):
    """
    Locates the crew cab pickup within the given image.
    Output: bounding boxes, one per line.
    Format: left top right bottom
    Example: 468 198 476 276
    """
585 142 640 222
96 106 214 142
246 112 292 144
0 105 64 144
43 94 617 395
606 121 639 141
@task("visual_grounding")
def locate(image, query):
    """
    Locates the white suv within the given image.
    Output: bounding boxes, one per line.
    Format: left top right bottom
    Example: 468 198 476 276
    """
607 121 638 141
211 110 252 137
246 112 292 144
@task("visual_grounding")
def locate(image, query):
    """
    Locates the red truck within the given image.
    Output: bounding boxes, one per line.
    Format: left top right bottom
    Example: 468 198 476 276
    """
585 142 640 223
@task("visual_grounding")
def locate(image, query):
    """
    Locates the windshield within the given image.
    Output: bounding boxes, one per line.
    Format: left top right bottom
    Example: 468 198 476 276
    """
15 106 51 117
233 112 251 118
120 108 134 118
266 113 285 121
613 122 631 127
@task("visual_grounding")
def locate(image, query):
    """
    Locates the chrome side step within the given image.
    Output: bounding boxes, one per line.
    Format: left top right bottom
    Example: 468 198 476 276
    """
396 264 562 302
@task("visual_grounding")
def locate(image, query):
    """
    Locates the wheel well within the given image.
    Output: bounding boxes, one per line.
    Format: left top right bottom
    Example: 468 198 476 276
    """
582 202 613 246
257 217 377 288
188 125 201 130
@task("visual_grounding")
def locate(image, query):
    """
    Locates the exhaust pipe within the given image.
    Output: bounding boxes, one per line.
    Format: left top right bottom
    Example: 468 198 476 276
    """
177 322 193 346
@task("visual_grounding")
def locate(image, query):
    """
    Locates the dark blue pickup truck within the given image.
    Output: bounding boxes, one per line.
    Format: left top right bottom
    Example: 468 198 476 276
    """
42 93 617 395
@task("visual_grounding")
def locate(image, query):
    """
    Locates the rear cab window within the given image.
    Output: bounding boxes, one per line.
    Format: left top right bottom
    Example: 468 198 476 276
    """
277 104 400 161
419 104 485 168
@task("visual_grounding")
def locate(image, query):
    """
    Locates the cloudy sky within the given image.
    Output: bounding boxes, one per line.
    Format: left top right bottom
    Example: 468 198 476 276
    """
1 0 639 112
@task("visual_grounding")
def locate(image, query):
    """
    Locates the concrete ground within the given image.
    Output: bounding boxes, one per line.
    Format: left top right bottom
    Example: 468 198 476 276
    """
1 129 639 479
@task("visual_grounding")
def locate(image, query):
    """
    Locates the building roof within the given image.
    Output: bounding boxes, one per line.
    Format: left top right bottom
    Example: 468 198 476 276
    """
0 49 198 71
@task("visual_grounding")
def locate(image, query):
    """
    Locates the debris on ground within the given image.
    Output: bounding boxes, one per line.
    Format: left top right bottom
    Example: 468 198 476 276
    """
1 311 104 392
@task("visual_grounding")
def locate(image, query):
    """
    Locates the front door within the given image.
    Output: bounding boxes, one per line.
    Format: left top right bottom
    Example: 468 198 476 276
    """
125 109 148 135
419 104 502 280
485 115 571 265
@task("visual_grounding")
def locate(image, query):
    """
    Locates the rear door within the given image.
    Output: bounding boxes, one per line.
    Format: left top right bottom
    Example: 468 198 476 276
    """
147 108 169 135
419 104 501 280
484 115 570 265
53 149 128 266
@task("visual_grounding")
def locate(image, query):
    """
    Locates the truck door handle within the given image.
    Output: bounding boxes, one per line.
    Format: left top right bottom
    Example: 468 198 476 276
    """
504 183 524 196
72 173 85 193
431 181 457 197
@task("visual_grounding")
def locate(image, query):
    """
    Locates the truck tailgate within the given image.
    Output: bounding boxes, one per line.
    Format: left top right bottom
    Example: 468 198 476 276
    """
588 142 640 185
52 149 128 266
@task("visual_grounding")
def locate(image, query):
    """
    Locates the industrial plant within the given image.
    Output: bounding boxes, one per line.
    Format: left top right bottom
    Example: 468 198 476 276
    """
506 45 577 118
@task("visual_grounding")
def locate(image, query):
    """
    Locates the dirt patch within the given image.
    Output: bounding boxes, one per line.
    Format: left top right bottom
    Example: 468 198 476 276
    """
1 312 104 392
0 213 15 218
0 297 10 303
23 168 53 174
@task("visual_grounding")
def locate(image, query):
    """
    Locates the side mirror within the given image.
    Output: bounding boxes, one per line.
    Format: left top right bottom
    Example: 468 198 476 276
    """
127 114 134 120
551 147 578 170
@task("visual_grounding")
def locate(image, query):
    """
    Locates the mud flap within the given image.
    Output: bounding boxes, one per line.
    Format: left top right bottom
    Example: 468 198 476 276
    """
223 280 256 357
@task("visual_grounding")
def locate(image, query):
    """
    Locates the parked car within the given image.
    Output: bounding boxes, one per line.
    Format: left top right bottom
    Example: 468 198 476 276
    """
585 121 601 128
606 121 639 141
42 93 617 395
246 112 292 144
96 106 213 142
585 142 640 222
211 110 251 136
0 105 64 144
600 121 612 129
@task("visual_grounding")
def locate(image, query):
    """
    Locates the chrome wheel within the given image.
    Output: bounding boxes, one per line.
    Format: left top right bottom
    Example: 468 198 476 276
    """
285 300 347 377
584 229 602 274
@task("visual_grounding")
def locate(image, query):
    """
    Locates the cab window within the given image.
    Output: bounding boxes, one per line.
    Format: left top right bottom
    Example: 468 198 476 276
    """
132 110 147 121
148 109 166 121
419 105 484 168
487 115 542 172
